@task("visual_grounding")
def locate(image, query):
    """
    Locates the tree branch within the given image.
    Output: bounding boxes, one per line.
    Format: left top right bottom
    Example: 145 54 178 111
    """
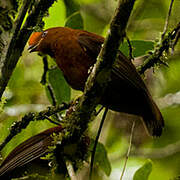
43 0 136 175
161 0 175 39
131 140 180 159
66 160 78 180
0 0 57 99
63 0 136 140
0 103 70 151
137 22 180 74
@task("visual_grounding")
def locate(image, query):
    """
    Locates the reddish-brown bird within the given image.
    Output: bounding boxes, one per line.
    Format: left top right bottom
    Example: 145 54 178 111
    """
0 27 164 178
28 27 164 137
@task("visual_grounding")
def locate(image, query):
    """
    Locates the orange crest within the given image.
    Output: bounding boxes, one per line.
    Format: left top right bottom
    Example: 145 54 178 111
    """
28 32 43 46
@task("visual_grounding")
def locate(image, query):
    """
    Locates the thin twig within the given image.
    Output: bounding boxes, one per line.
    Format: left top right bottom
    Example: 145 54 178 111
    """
66 160 78 180
126 36 134 60
41 56 57 106
95 106 104 116
40 55 49 85
161 0 175 39
41 56 62 122
89 107 108 180
44 115 60 125
120 120 135 180
46 85 57 106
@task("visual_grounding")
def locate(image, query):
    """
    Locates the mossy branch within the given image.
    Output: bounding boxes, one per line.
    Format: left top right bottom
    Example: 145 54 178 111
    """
137 22 180 74
0 103 70 151
1 0 179 177
44 0 136 175
0 0 57 99
62 0 136 146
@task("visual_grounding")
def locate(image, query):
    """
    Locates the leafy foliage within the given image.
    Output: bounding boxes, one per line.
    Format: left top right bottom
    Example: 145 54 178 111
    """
120 40 154 57
63 0 80 17
90 140 111 176
65 11 84 30
0 0 180 179
47 67 71 105
133 160 153 180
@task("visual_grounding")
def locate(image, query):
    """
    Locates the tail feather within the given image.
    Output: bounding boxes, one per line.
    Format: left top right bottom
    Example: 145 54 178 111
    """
142 95 164 137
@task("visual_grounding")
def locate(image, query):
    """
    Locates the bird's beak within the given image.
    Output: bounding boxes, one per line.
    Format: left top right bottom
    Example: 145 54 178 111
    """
28 44 38 53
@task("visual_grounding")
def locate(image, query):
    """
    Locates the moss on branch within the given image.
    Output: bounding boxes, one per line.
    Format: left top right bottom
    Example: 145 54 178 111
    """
0 0 57 99
0 103 70 151
137 22 180 74
62 0 136 142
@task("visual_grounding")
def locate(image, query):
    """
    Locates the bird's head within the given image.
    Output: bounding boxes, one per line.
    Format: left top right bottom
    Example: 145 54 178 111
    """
28 30 49 53
28 27 71 56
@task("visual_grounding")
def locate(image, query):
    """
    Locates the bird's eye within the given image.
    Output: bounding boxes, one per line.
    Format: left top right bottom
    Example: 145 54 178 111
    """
42 31 48 38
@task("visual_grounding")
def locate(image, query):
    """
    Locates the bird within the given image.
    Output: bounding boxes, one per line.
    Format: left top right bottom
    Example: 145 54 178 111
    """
0 27 164 177
28 27 164 137
0 125 63 178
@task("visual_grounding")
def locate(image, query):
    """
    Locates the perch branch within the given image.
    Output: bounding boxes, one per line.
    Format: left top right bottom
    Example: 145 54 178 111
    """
63 0 136 139
0 103 70 151
53 0 136 176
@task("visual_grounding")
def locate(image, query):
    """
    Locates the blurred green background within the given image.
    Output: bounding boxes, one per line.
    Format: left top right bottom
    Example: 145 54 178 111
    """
0 0 180 179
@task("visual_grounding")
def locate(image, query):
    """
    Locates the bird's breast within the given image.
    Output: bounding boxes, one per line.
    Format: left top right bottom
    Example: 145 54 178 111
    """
54 38 93 91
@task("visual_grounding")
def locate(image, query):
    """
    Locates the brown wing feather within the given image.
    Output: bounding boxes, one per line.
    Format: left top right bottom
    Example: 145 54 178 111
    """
77 33 164 136
77 32 104 60
113 51 148 92
77 33 148 94
0 126 62 177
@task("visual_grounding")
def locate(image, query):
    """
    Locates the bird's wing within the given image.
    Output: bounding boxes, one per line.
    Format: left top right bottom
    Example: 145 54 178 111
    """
112 51 149 92
0 126 62 176
78 33 104 60
77 33 149 94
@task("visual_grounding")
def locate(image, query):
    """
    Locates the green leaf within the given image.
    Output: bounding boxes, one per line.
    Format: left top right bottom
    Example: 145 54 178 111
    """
65 11 84 30
133 159 153 180
90 140 111 176
47 67 71 105
120 40 154 57
63 0 80 17
44 1 66 29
